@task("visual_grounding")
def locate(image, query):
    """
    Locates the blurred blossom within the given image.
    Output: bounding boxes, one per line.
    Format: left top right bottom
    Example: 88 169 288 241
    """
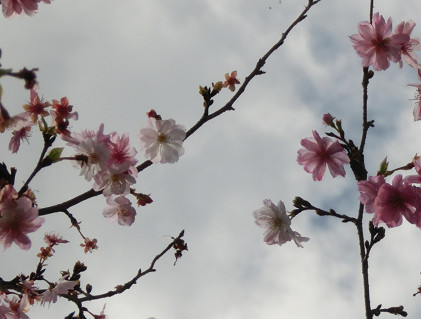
222 71 240 92
40 277 77 306
0 196 44 250
1 0 51 18
322 113 335 126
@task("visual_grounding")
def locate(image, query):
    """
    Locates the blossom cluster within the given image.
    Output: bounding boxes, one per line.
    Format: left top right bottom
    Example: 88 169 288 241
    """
64 109 186 226
0 274 78 319
1 89 78 153
358 172 421 228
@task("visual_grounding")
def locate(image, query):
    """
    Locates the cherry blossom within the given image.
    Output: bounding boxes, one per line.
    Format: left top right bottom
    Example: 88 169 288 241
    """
139 117 186 164
322 113 335 126
107 132 138 169
253 199 309 247
350 12 410 71
8 123 33 154
93 165 137 197
358 175 386 213
372 174 420 227
1 0 51 18
23 89 50 123
81 237 98 253
3 296 29 319
395 20 421 69
222 71 241 92
63 124 111 181
103 196 137 226
43 232 68 247
40 277 77 306
0 196 44 250
297 130 350 181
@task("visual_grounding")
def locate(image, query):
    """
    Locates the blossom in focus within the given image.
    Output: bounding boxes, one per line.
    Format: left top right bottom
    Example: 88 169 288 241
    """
139 117 186 164
358 175 386 213
0 197 45 250
1 0 51 18
23 89 50 123
222 71 241 92
372 174 420 227
40 277 77 306
103 196 137 226
253 199 309 247
93 165 137 197
395 20 421 69
107 132 138 169
297 130 350 181
350 12 410 71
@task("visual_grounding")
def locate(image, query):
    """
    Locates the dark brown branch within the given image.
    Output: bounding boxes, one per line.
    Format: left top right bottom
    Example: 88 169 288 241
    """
185 0 321 139
73 230 185 303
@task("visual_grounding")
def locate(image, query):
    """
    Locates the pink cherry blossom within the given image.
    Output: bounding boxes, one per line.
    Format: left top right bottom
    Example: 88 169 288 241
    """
297 130 350 181
0 197 45 250
394 20 421 69
63 124 111 181
107 132 138 168
139 118 186 164
40 277 77 306
1 0 51 18
44 233 68 247
3 296 29 319
103 196 137 226
93 165 137 197
350 12 410 71
358 175 386 213
0 185 18 204
8 123 33 154
222 71 241 92
253 199 309 247
23 89 50 123
51 97 77 122
372 174 420 227
322 113 335 126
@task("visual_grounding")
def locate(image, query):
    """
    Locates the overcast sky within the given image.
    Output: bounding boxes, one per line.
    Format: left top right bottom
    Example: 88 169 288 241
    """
1 0 421 318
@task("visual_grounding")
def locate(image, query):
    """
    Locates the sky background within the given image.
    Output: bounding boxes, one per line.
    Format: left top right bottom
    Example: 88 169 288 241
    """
1 0 421 318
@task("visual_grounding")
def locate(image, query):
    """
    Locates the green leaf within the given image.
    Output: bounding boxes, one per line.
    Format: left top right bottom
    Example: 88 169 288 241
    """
46 147 64 163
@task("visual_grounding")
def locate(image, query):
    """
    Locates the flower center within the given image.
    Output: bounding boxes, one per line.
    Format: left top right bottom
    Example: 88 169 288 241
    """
157 133 168 144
